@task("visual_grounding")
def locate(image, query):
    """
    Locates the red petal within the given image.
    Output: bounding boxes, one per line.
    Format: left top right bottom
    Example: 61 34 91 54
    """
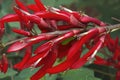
1 14 19 22
58 25 76 30
57 43 71 59
27 14 49 28
34 42 53 54
26 50 49 67
113 37 119 60
71 11 81 20
71 36 104 69
47 50 80 74
70 15 80 26
0 61 2 71
27 4 40 12
35 47 57 67
34 0 46 11
7 40 29 52
113 47 120 60
80 16 106 26
67 28 99 60
116 71 120 80
12 28 32 36
7 34 55 52
94 56 108 65
35 11 70 22
14 46 32 70
15 0 28 11
67 40 81 60
53 30 80 43
13 7 31 29
1 54 8 73
0 22 4 39
30 66 47 80
35 30 80 54
30 49 57 80
27 43 57 67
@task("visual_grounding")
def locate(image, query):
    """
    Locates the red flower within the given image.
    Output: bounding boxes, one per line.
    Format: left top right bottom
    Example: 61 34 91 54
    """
0 0 119 80
14 46 32 70
0 54 8 73
7 33 56 52
94 35 120 80
47 28 106 74
116 71 120 80
0 22 4 39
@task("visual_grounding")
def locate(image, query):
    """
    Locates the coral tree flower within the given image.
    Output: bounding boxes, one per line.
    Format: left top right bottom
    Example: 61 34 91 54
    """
0 0 119 80
0 54 8 73
0 22 4 39
94 35 120 80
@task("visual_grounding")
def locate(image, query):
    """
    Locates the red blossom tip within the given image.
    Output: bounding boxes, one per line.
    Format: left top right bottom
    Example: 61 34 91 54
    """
15 0 28 11
1 54 8 73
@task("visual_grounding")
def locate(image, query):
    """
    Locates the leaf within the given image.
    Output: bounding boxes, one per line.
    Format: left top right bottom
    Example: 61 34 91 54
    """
8 22 20 28
42 0 74 7
54 0 74 6
14 68 38 80
62 37 75 45
44 74 57 80
42 0 56 6
62 68 101 80
0 68 17 79
1 0 13 16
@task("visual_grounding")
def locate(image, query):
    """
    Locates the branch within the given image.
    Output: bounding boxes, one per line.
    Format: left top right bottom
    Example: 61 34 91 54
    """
4 28 84 47
106 23 120 32
3 23 120 48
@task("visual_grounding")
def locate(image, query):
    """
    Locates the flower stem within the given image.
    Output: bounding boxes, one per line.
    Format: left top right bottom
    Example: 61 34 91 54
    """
106 23 120 32
3 23 120 48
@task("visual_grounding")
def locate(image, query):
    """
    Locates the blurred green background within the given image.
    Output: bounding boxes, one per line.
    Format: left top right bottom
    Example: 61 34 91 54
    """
0 0 120 80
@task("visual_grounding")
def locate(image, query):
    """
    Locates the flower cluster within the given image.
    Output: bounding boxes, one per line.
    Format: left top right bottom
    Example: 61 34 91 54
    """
94 34 120 80
0 0 120 80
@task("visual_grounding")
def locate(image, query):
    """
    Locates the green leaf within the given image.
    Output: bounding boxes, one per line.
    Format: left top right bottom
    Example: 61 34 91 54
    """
42 0 56 6
0 0 13 17
0 68 17 79
14 68 39 80
62 37 75 45
42 0 74 7
8 22 20 28
62 68 101 80
43 74 57 80
54 0 74 6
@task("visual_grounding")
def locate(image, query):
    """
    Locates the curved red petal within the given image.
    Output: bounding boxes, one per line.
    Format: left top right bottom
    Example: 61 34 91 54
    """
15 0 28 11
35 11 70 22
14 46 32 70
31 50 57 80
116 71 120 80
47 50 80 74
34 41 53 54
1 54 8 73
12 28 32 36
1 14 19 22
34 0 46 11
7 40 29 52
71 36 104 69
27 4 40 12
7 34 54 52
